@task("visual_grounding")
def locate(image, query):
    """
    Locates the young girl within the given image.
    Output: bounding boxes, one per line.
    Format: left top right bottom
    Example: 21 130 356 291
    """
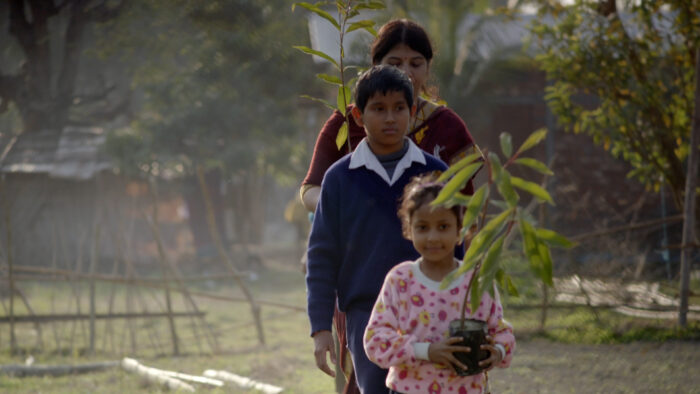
363 173 515 394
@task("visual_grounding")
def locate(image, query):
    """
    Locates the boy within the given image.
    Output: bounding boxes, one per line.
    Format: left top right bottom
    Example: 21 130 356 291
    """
306 65 448 393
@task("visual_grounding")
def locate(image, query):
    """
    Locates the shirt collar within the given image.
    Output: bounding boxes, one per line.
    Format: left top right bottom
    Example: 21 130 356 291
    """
349 138 426 185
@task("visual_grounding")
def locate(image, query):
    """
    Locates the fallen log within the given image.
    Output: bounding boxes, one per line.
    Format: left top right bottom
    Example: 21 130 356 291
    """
121 358 195 392
0 361 119 377
203 369 283 393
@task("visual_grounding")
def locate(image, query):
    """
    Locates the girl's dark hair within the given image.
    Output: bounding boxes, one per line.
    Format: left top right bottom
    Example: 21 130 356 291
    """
371 19 434 65
398 172 463 239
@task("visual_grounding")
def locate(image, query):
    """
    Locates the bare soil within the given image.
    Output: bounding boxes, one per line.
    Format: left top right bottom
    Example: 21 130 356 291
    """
489 338 700 394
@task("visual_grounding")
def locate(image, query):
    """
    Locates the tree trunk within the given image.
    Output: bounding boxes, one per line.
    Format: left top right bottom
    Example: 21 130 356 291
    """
679 47 700 327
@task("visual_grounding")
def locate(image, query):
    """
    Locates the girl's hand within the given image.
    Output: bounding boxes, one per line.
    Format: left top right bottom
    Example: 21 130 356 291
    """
478 335 503 372
428 337 471 372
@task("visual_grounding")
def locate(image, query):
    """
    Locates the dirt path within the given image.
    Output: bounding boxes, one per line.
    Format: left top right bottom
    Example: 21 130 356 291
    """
488 339 700 394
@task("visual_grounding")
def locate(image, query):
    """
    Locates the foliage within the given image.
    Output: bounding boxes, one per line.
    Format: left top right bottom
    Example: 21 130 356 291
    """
292 0 386 150
528 0 700 209
437 130 575 320
104 0 318 183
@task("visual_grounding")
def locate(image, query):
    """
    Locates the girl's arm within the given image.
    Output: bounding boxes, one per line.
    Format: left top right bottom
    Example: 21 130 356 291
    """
485 286 516 368
363 273 422 369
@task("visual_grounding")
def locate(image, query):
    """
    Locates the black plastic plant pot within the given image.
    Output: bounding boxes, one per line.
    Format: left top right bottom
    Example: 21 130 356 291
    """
448 318 489 376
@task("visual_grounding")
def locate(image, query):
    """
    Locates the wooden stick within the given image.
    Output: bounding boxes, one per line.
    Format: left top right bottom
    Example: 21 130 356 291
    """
203 369 284 393
0 311 205 323
160 370 224 387
121 358 194 392
2 177 17 353
0 361 119 377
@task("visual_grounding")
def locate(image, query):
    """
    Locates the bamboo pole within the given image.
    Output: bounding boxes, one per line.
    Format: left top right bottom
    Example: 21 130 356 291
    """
0 311 205 323
6 265 305 312
88 223 101 355
121 358 195 392
0 361 119 377
204 369 283 394
2 176 17 353
196 166 266 345
147 180 179 356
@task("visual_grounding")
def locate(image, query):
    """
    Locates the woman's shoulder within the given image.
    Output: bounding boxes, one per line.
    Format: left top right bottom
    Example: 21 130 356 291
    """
425 104 467 129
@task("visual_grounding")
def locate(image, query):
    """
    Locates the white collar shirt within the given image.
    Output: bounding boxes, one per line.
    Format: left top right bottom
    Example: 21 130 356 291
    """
348 138 426 186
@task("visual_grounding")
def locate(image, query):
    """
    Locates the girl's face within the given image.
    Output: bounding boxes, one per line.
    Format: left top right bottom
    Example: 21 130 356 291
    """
380 43 429 103
409 202 461 267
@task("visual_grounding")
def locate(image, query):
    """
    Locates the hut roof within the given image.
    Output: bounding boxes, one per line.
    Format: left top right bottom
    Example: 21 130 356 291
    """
0 127 112 180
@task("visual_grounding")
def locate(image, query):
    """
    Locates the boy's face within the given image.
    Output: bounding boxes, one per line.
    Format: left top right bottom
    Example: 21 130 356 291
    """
351 90 415 156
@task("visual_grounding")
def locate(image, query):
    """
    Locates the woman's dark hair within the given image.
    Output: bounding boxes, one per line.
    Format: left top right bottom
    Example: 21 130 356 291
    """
370 19 434 66
398 172 462 239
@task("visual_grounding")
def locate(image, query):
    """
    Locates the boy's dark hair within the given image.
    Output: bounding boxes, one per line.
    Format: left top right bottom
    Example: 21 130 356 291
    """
354 64 413 113
371 19 433 66
398 172 463 239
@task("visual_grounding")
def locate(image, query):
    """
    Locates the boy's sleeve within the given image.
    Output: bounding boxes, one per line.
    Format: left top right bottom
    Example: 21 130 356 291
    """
486 286 515 368
305 172 341 336
363 270 420 368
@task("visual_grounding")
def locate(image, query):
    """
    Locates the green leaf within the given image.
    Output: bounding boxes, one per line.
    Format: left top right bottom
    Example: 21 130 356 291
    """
497 170 519 207
470 272 482 314
510 176 554 205
535 228 575 248
336 122 348 150
437 151 482 182
462 208 514 265
514 158 553 175
356 1 386 10
480 235 504 283
293 2 341 30
461 184 489 231
488 152 503 181
500 132 513 158
515 128 548 155
293 46 339 69
520 216 543 278
432 162 482 205
336 85 352 115
505 274 519 297
537 242 554 287
346 20 376 34
300 94 335 111
316 73 343 85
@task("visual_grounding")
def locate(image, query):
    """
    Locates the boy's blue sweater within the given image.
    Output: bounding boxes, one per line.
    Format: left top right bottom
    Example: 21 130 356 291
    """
306 149 448 335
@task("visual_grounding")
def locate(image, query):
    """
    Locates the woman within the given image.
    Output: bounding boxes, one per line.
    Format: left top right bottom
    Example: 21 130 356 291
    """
301 19 478 394
301 19 476 212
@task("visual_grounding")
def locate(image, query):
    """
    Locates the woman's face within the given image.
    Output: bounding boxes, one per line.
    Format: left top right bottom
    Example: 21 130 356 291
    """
379 43 429 103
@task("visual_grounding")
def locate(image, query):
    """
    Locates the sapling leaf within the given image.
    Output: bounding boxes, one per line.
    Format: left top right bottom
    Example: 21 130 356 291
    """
336 85 352 115
488 151 503 182
293 46 339 69
510 176 554 205
515 128 547 155
497 170 519 207
437 151 482 182
293 2 341 30
356 1 385 10
336 123 348 150
505 275 519 297
461 184 488 231
500 132 513 158
317 73 343 85
432 162 482 205
535 228 576 248
463 208 513 264
469 271 483 314
300 95 335 111
480 235 504 286
346 20 376 33
514 157 553 175
537 241 554 286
